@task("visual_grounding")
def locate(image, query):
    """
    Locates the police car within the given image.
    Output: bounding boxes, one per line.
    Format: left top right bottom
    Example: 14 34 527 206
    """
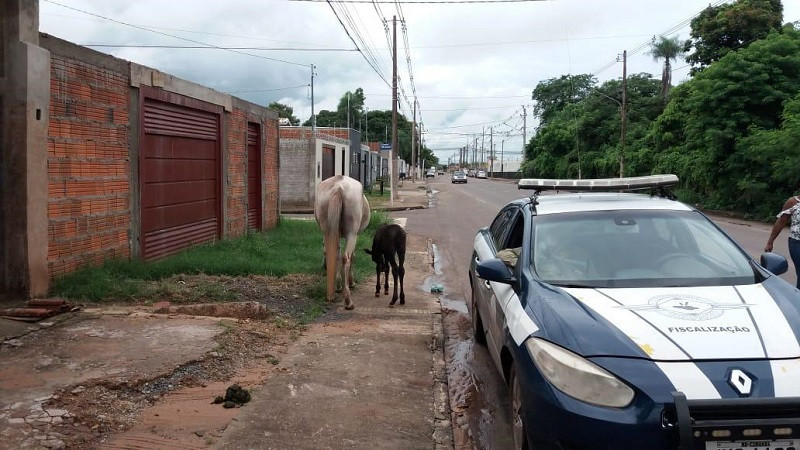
469 175 800 450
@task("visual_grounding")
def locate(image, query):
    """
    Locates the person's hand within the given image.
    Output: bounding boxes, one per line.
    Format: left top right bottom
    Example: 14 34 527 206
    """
765 242 774 252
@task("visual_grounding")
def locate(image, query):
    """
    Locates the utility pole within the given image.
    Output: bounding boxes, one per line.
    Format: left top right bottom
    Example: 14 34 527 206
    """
489 127 494 178
411 99 416 183
620 49 627 178
501 139 504 176
481 127 485 167
390 15 398 204
522 105 526 154
346 92 350 130
311 64 316 135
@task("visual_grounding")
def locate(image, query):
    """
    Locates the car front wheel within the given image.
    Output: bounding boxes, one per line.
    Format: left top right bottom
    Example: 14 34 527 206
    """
510 365 529 450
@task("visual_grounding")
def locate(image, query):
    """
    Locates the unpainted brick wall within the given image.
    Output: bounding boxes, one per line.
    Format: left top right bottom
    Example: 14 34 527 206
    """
264 117 279 228
47 54 131 278
227 107 247 237
279 138 313 206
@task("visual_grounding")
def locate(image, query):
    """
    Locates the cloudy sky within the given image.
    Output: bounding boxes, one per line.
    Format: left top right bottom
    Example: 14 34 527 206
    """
39 0 800 163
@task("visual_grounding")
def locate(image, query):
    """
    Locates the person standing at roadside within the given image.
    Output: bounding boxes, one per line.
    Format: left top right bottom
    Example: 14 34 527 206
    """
765 187 800 289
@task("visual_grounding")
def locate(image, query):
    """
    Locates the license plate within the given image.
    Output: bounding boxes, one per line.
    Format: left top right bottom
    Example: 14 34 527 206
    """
705 439 799 450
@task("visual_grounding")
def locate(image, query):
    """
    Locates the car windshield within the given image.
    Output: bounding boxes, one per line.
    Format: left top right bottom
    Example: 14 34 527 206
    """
454 171 464 176
530 209 758 288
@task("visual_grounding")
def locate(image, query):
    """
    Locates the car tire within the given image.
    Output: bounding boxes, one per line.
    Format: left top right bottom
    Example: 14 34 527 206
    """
509 365 530 450
471 283 487 345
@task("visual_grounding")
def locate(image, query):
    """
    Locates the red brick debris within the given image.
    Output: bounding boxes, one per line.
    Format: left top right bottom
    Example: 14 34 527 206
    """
0 298 75 321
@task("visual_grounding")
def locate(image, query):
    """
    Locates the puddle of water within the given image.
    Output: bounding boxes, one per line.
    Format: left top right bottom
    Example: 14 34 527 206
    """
441 297 468 315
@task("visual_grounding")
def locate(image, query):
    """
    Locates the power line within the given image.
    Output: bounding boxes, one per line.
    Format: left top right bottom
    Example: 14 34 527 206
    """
327 0 392 87
42 0 309 67
293 0 549 3
227 84 310 94
82 44 358 51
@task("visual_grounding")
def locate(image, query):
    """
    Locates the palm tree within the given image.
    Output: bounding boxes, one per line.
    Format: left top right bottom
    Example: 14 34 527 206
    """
649 35 684 100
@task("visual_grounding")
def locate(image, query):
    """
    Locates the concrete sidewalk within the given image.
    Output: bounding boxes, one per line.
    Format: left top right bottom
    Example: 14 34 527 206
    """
217 233 453 449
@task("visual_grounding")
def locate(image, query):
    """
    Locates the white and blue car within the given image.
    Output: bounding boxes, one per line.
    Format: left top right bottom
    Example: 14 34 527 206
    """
469 175 800 450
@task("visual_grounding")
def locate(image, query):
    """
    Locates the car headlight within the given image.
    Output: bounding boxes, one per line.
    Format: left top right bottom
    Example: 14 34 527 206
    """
525 338 634 408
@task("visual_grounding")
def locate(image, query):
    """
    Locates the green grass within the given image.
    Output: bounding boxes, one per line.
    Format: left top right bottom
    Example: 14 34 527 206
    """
52 211 392 303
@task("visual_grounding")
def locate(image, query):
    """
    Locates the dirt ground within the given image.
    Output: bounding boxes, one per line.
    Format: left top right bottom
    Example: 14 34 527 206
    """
0 275 319 450
0 235 452 450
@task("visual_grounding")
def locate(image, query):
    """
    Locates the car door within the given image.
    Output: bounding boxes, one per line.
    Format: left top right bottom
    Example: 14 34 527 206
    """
474 207 519 363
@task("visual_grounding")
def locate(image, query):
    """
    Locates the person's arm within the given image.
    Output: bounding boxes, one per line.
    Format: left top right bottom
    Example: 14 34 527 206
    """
765 198 797 252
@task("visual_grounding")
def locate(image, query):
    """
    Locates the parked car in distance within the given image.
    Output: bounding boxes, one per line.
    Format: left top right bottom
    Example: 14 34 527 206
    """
476 170 487 179
438 168 445 175
451 170 467 184
425 169 435 178
470 174 800 450
467 169 476 177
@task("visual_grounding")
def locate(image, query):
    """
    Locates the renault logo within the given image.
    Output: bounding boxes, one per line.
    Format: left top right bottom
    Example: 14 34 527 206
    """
728 369 753 396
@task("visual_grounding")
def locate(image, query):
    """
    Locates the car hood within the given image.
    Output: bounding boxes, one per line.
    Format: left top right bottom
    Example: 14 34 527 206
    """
528 278 800 361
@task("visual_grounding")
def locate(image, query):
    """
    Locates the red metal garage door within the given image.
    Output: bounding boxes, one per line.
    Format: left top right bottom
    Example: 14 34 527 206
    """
246 122 262 230
140 87 222 260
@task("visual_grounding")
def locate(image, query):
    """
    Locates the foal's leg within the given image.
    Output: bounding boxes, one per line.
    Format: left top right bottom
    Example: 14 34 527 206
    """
388 255 400 306
398 250 406 305
383 257 390 296
374 256 382 297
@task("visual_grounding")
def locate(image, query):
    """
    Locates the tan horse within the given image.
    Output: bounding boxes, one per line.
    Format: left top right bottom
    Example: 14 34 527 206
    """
314 175 371 310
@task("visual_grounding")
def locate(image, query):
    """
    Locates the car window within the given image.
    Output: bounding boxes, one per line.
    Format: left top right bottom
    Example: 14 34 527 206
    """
530 210 757 288
489 208 516 250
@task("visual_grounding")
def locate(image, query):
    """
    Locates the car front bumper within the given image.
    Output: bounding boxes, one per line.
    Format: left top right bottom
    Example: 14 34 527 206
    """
512 347 800 450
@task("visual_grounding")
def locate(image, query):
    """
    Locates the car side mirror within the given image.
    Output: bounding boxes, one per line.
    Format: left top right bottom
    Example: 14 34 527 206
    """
760 252 788 276
476 258 517 285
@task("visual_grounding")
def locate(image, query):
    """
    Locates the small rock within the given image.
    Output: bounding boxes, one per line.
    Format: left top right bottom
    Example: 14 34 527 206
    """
39 322 55 327
212 396 224 404
34 395 53 402
7 418 25 425
209 351 220 358
38 417 52 423
52 417 63 425
223 401 236 409
45 409 68 417
42 439 65 449
194 430 206 437
3 339 23 347
70 386 85 394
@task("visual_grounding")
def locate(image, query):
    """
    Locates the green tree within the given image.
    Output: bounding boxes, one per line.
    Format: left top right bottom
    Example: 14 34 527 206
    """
531 74 596 126
651 26 800 214
268 102 299 125
649 35 684 99
684 0 783 74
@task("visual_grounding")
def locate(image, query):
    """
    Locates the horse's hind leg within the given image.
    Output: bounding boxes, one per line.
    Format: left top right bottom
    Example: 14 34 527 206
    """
341 234 358 310
388 255 399 306
374 258 382 297
383 261 390 296
398 250 406 305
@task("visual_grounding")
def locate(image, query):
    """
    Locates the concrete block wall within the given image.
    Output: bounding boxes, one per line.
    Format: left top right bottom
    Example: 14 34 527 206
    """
279 138 313 206
46 48 131 278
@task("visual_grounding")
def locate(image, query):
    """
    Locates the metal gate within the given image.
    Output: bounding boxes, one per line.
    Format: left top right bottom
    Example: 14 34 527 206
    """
140 86 222 260
246 122 262 230
322 145 335 180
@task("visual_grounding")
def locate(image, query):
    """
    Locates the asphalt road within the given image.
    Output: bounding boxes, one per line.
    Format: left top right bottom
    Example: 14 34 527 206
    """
400 174 797 449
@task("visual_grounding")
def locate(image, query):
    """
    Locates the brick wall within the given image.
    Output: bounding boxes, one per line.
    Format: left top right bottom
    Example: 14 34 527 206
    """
226 107 247 237
47 53 131 278
264 117 279 228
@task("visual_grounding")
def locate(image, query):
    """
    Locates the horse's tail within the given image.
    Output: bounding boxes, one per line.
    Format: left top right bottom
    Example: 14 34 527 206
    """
324 185 343 301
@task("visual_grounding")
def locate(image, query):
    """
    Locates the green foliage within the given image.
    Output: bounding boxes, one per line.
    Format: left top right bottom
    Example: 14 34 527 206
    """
523 74 663 179
684 0 783 74
268 102 300 126
650 27 800 217
303 87 438 167
649 35 685 98
531 74 596 126
53 216 391 302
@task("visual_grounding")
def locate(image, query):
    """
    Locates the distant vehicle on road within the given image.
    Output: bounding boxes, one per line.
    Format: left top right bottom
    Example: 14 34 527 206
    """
438 168 445 175
467 169 476 177
451 170 467 184
476 170 487 179
425 169 435 178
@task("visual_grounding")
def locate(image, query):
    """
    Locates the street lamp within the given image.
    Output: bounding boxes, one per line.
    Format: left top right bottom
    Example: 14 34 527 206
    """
592 91 626 178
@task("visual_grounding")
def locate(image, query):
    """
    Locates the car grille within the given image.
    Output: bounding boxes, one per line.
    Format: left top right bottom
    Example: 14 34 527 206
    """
666 392 800 449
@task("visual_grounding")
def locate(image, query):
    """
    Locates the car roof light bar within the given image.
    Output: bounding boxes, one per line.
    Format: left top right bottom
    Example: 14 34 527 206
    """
518 174 679 192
